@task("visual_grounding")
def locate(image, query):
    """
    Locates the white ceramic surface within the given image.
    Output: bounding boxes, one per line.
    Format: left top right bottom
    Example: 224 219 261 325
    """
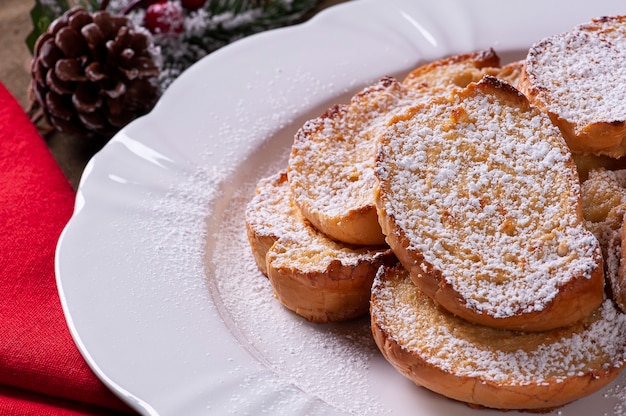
56 1 626 414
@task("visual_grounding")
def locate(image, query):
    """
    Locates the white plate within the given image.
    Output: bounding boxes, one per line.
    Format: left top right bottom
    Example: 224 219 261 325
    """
55 1 626 415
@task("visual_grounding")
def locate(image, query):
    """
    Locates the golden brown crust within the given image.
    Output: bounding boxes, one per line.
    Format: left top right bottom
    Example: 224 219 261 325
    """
370 265 626 411
518 15 626 158
268 246 395 323
375 76 604 331
245 170 396 323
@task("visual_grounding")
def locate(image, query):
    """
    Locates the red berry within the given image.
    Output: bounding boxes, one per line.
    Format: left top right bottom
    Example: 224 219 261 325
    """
144 1 184 35
181 0 206 11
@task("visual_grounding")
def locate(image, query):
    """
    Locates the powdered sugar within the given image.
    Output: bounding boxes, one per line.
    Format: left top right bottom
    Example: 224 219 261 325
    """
376 79 601 318
245 170 391 272
287 75 446 247
244 172 298 240
371 266 626 386
120 144 387 414
524 16 626 132
289 77 413 221
211 175 387 415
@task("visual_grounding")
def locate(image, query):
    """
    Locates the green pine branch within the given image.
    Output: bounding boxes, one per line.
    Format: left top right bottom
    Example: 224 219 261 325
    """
26 0 321 88
156 0 319 87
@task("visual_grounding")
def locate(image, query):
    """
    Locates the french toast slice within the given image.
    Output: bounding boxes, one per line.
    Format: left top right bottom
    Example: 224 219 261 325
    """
370 264 626 411
582 168 626 312
375 75 604 331
245 170 396 323
402 48 500 91
518 15 626 158
287 50 504 246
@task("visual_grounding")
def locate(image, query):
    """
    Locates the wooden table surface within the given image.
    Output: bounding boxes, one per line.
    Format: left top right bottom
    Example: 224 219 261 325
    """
0 0 348 189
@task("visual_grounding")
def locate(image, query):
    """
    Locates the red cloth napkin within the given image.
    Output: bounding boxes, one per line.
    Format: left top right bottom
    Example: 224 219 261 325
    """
0 82 135 415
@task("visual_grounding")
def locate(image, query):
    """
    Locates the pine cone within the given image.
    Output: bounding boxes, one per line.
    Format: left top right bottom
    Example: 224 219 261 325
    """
31 7 161 139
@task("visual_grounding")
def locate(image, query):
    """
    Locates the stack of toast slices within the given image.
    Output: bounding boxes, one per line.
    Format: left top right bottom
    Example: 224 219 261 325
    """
245 15 626 411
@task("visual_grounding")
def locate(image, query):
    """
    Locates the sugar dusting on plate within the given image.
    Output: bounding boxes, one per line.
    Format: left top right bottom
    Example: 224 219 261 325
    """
209 169 387 415
124 152 386 413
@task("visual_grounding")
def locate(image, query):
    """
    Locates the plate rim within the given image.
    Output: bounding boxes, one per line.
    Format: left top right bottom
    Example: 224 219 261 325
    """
55 1 626 414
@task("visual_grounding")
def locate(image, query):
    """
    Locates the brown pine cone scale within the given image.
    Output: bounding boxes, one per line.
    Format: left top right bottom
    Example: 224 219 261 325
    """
31 7 161 139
